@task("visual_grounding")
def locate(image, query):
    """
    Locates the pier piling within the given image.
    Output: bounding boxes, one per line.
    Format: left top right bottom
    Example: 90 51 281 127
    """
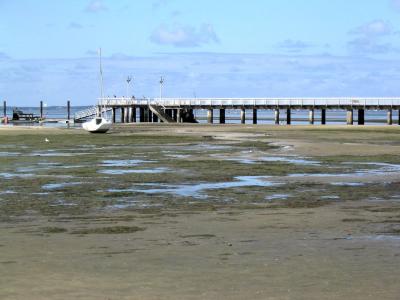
67 100 71 121
253 109 257 124
120 108 125 123
219 109 225 124
207 109 214 124
274 109 280 125
40 101 43 119
387 109 393 125
112 107 116 123
358 109 365 125
346 109 354 125
321 109 326 125
309 109 314 125
287 109 291 125
240 108 246 124
130 107 136 123
3 100 6 117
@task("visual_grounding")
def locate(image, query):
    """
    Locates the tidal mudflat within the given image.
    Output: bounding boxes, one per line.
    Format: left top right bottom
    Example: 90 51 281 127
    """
1 124 400 299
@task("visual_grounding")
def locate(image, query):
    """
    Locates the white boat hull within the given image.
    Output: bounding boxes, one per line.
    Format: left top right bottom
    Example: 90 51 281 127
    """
82 117 111 133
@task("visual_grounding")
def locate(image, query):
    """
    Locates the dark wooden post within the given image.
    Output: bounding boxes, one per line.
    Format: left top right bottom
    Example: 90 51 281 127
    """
358 109 365 125
120 107 125 123
40 101 43 118
130 107 136 123
112 107 116 123
253 109 257 124
240 108 246 124
140 107 145 122
274 108 280 125
321 109 326 125
219 109 225 124
286 109 291 125
67 100 71 120
207 109 213 124
3 100 6 117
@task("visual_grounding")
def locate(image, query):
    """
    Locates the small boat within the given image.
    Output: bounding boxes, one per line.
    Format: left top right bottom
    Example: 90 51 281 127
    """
82 48 112 134
82 117 111 133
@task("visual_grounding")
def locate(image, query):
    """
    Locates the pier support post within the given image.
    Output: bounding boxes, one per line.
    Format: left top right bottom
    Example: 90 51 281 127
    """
240 108 246 124
125 108 130 123
207 109 213 124
67 100 71 121
40 101 43 119
177 109 181 123
129 107 135 123
358 109 365 125
3 100 6 118
153 114 158 123
399 109 400 125
287 109 291 125
274 109 280 125
120 108 125 123
321 109 326 125
253 109 257 124
219 109 225 124
309 109 314 125
387 109 393 125
112 107 116 123
139 107 145 122
144 108 150 122
346 109 354 125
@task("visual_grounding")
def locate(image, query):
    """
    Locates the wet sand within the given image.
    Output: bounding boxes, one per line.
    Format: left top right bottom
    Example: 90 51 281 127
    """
1 124 400 299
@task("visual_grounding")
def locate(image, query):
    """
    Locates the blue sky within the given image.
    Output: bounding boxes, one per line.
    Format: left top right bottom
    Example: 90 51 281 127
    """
2 0 400 105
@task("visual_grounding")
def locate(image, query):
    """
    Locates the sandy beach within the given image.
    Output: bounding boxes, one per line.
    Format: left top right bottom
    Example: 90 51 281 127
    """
1 124 400 299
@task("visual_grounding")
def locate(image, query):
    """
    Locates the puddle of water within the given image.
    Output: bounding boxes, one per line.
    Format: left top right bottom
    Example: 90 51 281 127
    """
164 154 192 159
98 168 169 175
320 195 340 200
17 165 85 173
260 157 320 166
0 173 35 179
42 182 83 190
331 182 365 187
107 202 164 210
107 176 280 199
265 194 290 200
49 199 78 207
0 190 17 195
100 159 150 167
29 152 91 157
0 152 20 157
215 155 320 166
183 144 233 152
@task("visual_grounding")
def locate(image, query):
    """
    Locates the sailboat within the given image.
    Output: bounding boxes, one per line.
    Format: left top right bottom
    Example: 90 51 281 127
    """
83 48 112 133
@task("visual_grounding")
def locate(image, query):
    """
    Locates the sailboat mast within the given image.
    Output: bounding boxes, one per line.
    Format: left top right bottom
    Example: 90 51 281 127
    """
99 48 104 100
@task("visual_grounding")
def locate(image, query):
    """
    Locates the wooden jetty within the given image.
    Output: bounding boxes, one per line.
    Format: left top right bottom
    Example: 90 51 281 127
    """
73 97 400 125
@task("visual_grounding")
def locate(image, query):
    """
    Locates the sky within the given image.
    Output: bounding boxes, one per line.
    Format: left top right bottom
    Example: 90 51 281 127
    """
2 0 400 105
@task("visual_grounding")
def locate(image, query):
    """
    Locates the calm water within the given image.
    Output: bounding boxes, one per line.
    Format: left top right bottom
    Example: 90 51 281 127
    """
2 106 398 126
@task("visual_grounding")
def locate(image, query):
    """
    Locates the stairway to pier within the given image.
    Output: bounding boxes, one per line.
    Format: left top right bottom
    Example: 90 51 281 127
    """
74 106 112 121
149 105 175 123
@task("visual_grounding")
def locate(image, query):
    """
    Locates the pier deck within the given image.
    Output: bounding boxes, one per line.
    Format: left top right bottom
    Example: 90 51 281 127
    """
74 97 400 125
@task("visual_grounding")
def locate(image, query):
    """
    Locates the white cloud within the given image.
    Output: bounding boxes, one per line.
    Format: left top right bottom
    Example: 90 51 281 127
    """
348 20 397 55
68 22 83 29
277 39 313 53
150 23 219 47
85 0 107 13
350 20 393 37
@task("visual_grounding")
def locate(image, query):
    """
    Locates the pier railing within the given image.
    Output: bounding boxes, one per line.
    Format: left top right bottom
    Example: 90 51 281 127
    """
98 97 400 108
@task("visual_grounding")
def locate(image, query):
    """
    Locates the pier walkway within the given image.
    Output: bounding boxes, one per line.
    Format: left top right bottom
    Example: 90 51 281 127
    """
75 97 400 125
